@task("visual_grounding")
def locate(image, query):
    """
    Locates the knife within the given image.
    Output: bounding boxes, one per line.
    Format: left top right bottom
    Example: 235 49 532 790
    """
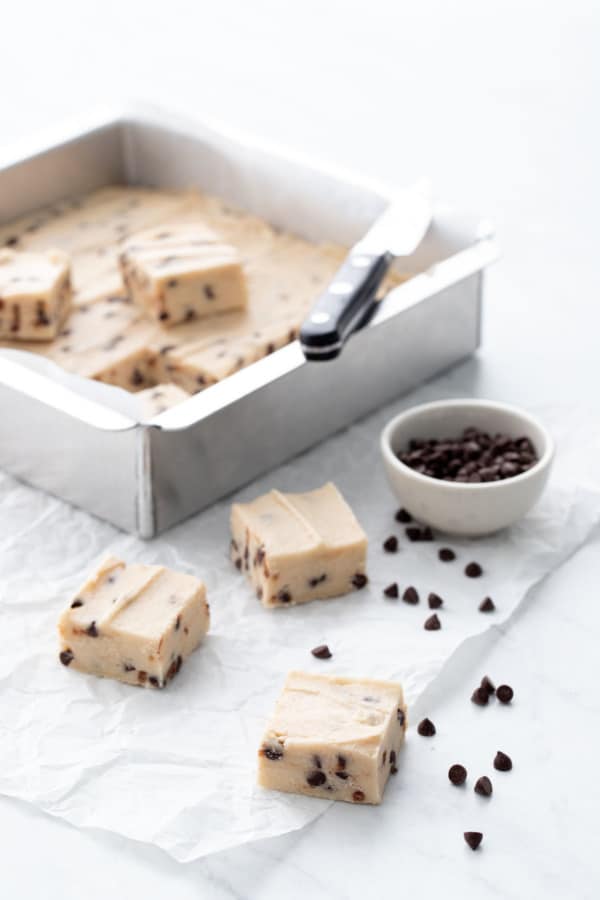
299 178 432 361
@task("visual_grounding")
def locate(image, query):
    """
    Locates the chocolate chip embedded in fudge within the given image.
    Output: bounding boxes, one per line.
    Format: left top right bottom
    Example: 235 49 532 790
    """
119 223 248 326
136 383 192 417
258 671 407 804
230 482 368 608
0 248 72 340
57 555 209 688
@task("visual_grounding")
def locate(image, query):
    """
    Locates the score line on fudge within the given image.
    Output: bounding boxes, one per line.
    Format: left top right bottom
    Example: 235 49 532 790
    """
58 556 209 688
230 482 368 607
258 671 407 804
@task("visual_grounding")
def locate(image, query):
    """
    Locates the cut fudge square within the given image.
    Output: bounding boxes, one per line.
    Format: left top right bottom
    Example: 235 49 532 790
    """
258 671 407 804
230 482 368 608
0 248 72 340
119 223 248 326
58 555 209 688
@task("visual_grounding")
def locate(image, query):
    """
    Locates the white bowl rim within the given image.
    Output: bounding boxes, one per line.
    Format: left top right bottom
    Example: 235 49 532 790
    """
380 398 554 492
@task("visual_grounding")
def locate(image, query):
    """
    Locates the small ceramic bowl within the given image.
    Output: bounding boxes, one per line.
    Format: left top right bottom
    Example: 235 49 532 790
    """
380 399 554 536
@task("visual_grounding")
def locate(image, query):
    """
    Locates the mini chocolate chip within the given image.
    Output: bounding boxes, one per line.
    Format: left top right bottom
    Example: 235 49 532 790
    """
337 754 347 770
438 547 456 562
311 644 332 659
5 235 19 247
277 588 292 603
159 344 175 355
59 649 74 666
308 573 327 587
397 708 405 726
158 311 170 321
494 751 512 771
130 368 145 387
86 621 98 637
474 776 493 797
421 526 434 541
417 717 436 736
405 526 422 542
391 765 398 775
255 546 266 565
402 586 419 604
335 771 349 779
480 675 496 697
262 746 283 760
464 831 483 851
306 770 327 787
167 279 178 288
175 615 181 631
312 754 322 769
390 750 397 767
383 535 398 552
449 764 467 785
479 596 495 612
428 592 443 609
70 598 84 608
395 508 412 523
123 663 135 672
352 790 365 802
424 613 441 631
384 582 399 598
351 573 368 589
149 676 160 687
496 684 514 704
234 558 242 570
465 562 483 578
204 284 216 300
138 670 148 684
471 686 489 706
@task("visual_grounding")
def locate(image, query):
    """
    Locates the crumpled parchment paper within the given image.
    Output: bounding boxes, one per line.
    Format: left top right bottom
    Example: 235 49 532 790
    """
0 383 598 863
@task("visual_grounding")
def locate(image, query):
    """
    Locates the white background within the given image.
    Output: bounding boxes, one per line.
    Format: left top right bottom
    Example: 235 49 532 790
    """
1 1 599 897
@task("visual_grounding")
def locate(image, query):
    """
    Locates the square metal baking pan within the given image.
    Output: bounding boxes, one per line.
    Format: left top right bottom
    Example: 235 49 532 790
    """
0 104 498 537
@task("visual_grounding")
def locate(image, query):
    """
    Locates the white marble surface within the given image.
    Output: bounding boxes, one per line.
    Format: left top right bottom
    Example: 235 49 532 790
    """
1 1 599 897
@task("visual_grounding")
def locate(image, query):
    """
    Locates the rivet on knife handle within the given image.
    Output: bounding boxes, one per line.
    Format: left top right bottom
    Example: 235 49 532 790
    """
300 251 393 361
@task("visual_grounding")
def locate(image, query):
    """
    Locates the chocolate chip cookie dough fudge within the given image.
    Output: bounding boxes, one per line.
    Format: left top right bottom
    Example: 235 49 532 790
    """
58 556 210 688
0 248 72 340
120 223 248 325
258 671 407 804
230 483 368 607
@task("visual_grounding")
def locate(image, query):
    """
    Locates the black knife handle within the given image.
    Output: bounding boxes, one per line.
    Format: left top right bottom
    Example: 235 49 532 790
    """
300 251 392 360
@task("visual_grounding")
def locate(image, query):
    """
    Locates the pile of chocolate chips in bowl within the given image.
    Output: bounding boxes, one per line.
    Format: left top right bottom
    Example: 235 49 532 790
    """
396 427 539 483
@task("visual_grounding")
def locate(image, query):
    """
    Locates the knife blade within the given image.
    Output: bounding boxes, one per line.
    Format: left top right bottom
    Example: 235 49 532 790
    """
299 178 432 360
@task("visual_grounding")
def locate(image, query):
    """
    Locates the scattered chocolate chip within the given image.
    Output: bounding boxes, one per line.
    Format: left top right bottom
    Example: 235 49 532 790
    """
464 831 483 851
395 508 412 523
5 235 19 247
335 771 349 779
123 663 135 672
234 558 242 570
262 747 283 760
86 621 98 637
494 751 512 771
449 764 467 785
480 675 496 697
138 670 148 684
70 598 84 608
308 573 327 587
175 615 181 631
277 588 292 603
438 547 456 562
306 770 327 787
204 284 216 300
384 582 399 599
352 790 365 802
311 644 332 660
424 613 441 631
313 754 322 769
402 586 419 604
351 573 368 589
390 750 397 767
417 717 436 736
397 708 405 726
130 367 145 387
479 596 495 612
465 562 483 578
496 684 514 704
149 676 160 687
421 526 434 541
405 526 422 542
59 649 74 666
337 754 347 770
255 546 266 565
474 776 493 797
428 592 443 609
383 535 398 553
158 311 170 321
471 686 489 706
